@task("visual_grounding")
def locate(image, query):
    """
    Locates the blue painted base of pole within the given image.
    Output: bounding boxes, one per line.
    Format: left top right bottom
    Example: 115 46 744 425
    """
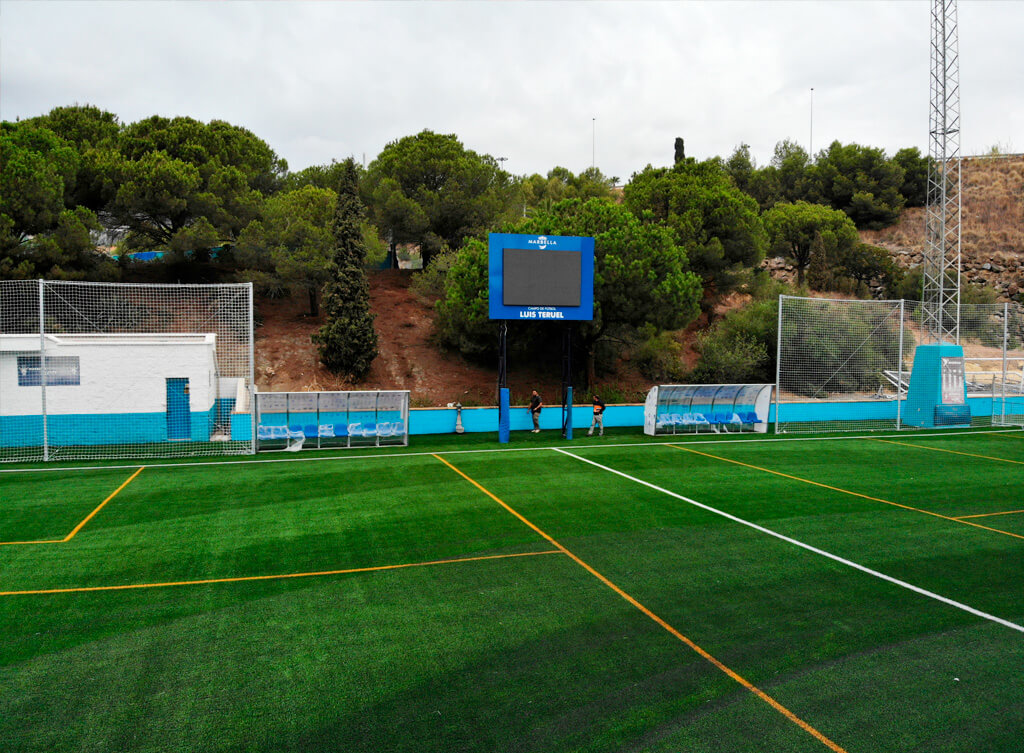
498 388 510 443
563 386 573 440
903 344 971 427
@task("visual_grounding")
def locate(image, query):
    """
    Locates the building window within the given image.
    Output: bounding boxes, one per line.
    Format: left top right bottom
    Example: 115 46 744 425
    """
16 356 81 386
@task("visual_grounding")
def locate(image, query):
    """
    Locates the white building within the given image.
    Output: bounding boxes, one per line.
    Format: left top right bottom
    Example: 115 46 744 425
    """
0 333 233 448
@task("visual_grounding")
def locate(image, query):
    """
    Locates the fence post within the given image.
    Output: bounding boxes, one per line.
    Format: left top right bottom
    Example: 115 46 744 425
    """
1001 302 1009 425
38 279 49 462
248 282 256 454
774 296 785 434
896 299 905 430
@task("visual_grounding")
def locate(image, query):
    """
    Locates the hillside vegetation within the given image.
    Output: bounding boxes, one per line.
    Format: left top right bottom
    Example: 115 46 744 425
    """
861 154 1024 299
4 105 1022 404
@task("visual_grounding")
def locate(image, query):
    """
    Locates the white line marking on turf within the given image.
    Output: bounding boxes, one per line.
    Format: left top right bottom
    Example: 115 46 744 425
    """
2 428 1020 475
553 447 1024 636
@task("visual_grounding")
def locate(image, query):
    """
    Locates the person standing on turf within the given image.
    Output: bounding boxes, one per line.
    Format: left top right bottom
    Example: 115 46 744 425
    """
588 394 606 436
529 390 542 432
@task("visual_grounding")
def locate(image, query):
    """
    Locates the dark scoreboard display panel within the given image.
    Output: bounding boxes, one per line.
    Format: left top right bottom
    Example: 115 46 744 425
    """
502 249 582 307
488 234 594 321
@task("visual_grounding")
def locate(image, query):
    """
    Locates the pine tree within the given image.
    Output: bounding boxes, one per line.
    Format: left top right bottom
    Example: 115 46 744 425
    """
312 159 378 379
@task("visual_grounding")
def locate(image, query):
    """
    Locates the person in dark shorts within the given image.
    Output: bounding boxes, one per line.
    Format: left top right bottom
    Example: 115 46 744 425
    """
588 394 606 436
529 390 542 432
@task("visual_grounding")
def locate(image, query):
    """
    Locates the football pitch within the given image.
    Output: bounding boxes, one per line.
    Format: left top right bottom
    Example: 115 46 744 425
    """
2 429 1023 752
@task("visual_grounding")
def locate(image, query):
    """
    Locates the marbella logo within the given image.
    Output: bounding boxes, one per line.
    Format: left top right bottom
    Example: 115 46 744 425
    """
528 236 557 250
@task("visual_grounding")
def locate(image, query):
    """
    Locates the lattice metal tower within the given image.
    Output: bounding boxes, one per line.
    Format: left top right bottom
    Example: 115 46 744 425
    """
922 0 962 344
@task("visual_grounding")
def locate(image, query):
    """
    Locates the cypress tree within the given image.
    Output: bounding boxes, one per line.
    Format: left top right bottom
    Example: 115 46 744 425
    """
312 159 378 379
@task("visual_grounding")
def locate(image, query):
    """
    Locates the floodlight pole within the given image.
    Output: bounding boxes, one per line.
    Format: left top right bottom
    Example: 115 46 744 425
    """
923 0 962 345
591 118 596 169
809 87 814 157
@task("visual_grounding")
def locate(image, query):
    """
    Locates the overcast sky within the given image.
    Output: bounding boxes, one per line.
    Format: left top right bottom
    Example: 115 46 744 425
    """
2 0 1021 182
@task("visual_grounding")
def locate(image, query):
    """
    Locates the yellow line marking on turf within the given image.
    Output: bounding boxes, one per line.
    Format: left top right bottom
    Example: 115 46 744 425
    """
431 453 848 753
667 445 1024 541
0 550 561 597
0 467 145 546
955 509 1024 520
62 467 145 541
871 438 1024 466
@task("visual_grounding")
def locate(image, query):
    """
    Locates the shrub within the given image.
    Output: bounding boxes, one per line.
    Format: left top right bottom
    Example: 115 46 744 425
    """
633 328 685 382
409 245 457 303
690 333 770 384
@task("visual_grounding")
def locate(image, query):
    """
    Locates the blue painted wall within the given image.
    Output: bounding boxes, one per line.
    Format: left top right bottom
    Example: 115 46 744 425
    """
231 412 253 441
2 396 1005 449
0 409 216 447
407 405 644 435
770 396 993 424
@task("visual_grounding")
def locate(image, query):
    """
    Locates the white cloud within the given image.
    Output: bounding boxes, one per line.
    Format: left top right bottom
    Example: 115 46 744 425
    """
1 0 1021 180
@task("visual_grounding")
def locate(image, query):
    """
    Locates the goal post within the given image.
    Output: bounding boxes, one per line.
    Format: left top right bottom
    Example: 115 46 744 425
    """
775 295 1024 433
0 279 255 463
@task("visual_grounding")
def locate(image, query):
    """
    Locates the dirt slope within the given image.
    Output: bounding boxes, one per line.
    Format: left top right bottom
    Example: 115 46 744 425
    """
254 271 609 407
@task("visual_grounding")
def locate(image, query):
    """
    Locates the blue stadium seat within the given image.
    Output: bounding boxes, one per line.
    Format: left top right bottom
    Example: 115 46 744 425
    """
348 422 378 438
688 413 711 432
712 412 738 432
739 411 760 427
303 424 318 438
257 425 298 440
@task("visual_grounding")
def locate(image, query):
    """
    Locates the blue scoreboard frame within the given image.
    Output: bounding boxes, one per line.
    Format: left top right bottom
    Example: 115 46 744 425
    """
488 233 595 321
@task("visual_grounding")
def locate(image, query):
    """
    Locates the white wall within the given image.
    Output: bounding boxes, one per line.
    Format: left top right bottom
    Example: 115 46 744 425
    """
0 338 217 416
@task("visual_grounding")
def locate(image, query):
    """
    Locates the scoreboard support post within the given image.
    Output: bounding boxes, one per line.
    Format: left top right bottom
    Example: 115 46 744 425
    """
498 321 510 444
562 325 573 440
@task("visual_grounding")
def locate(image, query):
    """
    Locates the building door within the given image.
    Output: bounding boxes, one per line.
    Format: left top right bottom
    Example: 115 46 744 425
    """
166 378 191 440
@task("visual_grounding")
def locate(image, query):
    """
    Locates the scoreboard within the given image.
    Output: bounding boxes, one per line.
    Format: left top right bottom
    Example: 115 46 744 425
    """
488 234 594 321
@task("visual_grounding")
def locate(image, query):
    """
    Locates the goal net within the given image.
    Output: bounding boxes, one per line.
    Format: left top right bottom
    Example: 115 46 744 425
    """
0 280 254 463
775 295 1024 433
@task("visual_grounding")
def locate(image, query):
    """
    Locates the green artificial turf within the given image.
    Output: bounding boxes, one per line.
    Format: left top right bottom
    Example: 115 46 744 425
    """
1 429 1022 752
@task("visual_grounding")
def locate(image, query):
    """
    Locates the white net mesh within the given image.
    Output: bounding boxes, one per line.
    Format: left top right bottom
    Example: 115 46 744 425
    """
1 280 254 463
776 296 1024 433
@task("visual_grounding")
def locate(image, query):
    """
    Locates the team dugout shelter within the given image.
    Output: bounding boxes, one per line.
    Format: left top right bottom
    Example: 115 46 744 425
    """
488 233 595 442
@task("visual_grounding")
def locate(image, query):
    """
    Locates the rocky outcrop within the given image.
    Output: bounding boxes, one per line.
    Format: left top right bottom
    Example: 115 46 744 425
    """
762 155 1024 302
